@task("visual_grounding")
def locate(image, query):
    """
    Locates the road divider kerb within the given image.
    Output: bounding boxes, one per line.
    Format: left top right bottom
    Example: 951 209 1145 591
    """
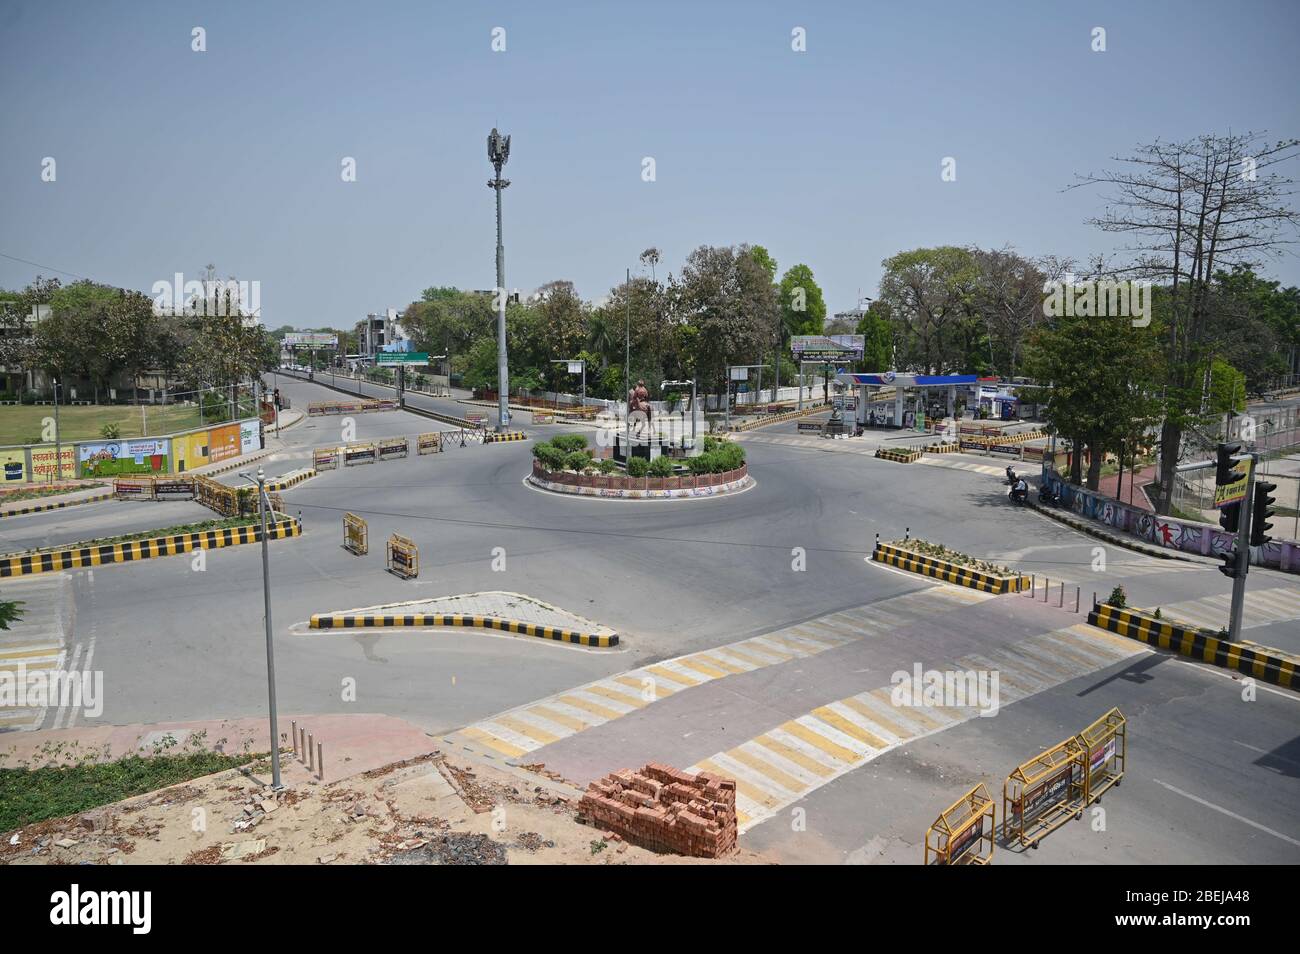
308 612 618 647
875 447 922 464
871 542 1030 595
0 515 302 578
264 468 316 492
1087 603 1297 689
483 431 529 443
0 491 115 519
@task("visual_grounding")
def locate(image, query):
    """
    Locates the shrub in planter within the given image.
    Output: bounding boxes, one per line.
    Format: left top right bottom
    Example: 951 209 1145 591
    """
533 442 565 470
563 450 593 472
626 457 649 478
1106 584 1127 609
551 433 588 453
598 459 619 475
648 456 675 478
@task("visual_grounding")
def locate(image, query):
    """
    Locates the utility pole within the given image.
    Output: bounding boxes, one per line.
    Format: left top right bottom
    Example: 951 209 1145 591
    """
52 376 62 481
241 466 282 789
487 128 512 432
625 267 631 454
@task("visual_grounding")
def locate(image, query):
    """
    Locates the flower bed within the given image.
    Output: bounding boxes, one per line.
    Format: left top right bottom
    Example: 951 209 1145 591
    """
529 459 750 499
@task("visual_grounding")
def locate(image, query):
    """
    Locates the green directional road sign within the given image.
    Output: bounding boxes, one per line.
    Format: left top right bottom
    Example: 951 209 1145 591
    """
375 352 429 367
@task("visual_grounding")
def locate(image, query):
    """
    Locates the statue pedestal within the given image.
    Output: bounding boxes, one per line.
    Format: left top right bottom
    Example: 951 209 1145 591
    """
614 433 662 464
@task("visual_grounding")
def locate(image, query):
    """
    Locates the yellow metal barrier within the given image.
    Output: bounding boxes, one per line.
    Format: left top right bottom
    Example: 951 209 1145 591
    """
313 446 340 470
343 512 368 555
113 476 155 500
343 442 377 466
925 783 996 865
378 436 409 460
1077 707 1126 804
1002 739 1086 849
386 533 418 579
417 431 442 455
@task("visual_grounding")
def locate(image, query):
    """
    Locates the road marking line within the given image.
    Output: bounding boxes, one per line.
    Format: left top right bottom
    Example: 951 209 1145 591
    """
1152 778 1300 848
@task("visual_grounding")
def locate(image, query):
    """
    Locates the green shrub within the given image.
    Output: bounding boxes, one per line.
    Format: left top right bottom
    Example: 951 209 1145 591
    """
551 433 588 453
598 459 619 475
533 442 565 470
100 422 121 439
626 457 649 478
648 456 675 477
563 450 593 472
1106 585 1127 609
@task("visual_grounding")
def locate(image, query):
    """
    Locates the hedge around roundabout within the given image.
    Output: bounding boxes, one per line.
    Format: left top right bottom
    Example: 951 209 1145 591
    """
528 459 751 498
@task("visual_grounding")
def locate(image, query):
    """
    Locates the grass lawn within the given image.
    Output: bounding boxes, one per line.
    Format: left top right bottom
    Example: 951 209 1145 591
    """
0 734 259 833
0 402 255 446
0 482 106 502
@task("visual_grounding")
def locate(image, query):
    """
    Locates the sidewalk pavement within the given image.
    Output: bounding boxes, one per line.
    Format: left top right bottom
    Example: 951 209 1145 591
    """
1027 498 1218 566
1 713 438 784
1097 462 1158 512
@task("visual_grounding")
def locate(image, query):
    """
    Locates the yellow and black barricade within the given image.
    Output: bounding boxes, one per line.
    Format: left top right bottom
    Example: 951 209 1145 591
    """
113 476 155 500
343 442 377 466
1002 738 1086 849
343 512 368 555
532 410 555 424
925 783 995 865
152 476 195 499
417 431 442 455
378 436 409 460
1076 707 1126 804
314 446 339 470
386 533 418 579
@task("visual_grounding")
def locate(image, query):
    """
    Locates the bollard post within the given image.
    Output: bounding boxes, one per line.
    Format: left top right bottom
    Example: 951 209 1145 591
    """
291 720 298 757
1043 578 1049 602
1075 586 1081 613
299 727 307 763
317 742 324 781
1059 582 1064 608
306 733 314 771
1031 574 1035 597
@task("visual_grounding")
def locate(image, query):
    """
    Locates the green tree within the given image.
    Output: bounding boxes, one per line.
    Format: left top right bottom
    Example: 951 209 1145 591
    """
778 264 826 337
855 301 893 370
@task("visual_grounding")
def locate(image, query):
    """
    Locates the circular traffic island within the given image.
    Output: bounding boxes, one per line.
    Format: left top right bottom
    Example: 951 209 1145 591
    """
526 433 753 500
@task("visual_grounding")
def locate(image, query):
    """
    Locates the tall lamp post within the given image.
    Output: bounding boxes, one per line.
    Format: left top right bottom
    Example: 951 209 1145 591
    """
239 466 282 790
487 128 512 432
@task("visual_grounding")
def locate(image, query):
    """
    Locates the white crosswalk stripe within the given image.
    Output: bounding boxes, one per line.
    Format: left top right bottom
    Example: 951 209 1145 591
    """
689 623 1148 832
0 574 72 731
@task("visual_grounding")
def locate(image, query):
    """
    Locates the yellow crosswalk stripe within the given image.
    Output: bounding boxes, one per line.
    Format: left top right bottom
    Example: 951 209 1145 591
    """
613 675 670 699
584 683 647 708
646 664 700 687
675 657 730 679
780 720 859 763
753 734 835 778
810 706 890 748
491 714 561 745
459 725 527 758
557 694 625 720
725 747 809 795
528 704 592 732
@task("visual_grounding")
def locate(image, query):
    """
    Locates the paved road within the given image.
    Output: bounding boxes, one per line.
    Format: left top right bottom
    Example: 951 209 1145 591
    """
2 373 1296 863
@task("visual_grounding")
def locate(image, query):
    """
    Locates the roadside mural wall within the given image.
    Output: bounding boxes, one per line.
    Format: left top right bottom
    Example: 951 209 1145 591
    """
78 439 169 478
1041 466 1297 574
0 418 261 483
209 423 242 463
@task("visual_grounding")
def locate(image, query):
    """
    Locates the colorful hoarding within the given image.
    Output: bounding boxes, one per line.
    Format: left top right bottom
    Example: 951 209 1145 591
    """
78 439 169 478
1 449 27 482
208 424 242 463
172 431 209 473
29 444 77 481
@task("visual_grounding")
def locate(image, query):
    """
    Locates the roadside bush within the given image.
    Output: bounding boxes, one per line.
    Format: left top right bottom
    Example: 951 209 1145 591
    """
598 459 619 475
100 422 121 439
626 457 649 478
532 442 565 470
688 443 746 475
563 450 593 472
551 433 588 453
648 456 675 477
1106 584 1127 609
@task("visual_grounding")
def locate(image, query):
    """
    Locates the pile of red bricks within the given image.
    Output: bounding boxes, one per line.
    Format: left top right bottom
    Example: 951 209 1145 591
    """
578 763 737 858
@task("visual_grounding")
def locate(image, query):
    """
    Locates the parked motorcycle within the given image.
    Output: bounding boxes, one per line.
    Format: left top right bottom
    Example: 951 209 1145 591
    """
1038 484 1061 506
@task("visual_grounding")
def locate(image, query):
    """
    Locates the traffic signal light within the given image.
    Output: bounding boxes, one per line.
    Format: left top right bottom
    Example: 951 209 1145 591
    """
1219 546 1241 579
1250 481 1278 547
1215 442 1244 486
1219 502 1241 533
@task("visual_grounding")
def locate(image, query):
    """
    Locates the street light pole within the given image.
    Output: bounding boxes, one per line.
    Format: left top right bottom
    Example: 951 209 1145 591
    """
52 376 62 481
241 466 282 789
487 128 512 433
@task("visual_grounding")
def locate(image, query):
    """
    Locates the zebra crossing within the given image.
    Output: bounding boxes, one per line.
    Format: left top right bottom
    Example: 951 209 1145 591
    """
1143 585 1300 635
0 574 71 731
734 432 1012 477
449 584 995 759
687 622 1147 831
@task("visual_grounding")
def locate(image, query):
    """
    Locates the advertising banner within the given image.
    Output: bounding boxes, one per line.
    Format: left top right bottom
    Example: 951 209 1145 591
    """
791 334 865 362
79 439 169 478
284 332 338 348
1 449 26 482
208 424 242 463
173 431 209 473
240 419 261 456
29 444 77 481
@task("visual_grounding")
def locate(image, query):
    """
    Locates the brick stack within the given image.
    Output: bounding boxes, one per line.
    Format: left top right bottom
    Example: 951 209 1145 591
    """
578 763 738 858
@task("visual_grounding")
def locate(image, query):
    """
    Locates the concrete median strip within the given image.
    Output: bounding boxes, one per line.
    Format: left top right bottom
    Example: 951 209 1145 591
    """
0 515 302 578
1087 603 1297 689
871 542 1030 595
0 491 115 519
308 612 617 647
875 447 922 463
483 431 529 443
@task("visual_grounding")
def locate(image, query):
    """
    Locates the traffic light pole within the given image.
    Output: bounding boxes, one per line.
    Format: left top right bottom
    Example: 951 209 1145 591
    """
1227 453 1257 642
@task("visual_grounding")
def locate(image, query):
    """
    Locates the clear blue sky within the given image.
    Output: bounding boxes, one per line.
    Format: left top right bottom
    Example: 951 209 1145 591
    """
2 0 1298 328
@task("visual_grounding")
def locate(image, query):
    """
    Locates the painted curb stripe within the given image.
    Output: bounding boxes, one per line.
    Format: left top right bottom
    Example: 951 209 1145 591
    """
0 519 301 577
871 544 1029 596
1087 604 1296 689
483 432 529 443
307 612 617 647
